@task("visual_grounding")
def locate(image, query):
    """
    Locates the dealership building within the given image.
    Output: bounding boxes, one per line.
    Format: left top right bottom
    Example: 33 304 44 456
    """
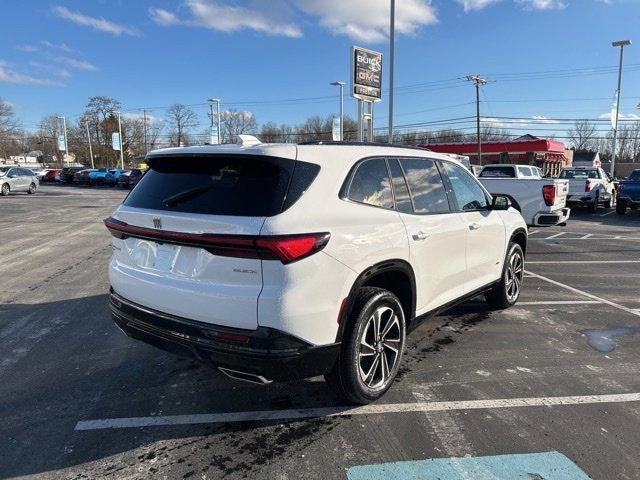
421 135 571 177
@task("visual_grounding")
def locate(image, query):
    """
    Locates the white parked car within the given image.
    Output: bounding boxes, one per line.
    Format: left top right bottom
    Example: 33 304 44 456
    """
559 167 616 212
106 139 527 404
0 166 39 196
478 164 570 227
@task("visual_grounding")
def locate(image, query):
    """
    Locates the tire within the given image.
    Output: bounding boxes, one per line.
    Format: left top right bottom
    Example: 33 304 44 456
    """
325 287 406 405
1 183 9 196
588 193 599 213
616 200 627 215
28 183 36 194
487 242 524 310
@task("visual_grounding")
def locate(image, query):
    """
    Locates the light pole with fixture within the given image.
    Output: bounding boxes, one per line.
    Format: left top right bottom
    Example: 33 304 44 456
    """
388 0 395 144
330 81 345 141
208 98 221 144
611 39 631 177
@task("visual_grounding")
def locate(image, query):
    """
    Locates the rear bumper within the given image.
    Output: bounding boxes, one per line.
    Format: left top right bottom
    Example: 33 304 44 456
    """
532 207 571 227
566 195 594 205
109 290 340 382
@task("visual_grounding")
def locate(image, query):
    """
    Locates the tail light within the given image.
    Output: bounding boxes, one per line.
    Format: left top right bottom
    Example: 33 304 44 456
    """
584 180 591 192
104 217 329 264
542 185 556 206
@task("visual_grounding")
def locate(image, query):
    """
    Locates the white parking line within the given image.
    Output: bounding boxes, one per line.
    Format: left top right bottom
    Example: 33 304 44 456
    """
524 270 640 318
517 301 601 306
533 237 640 241
527 260 640 265
545 232 565 239
74 392 640 431
600 211 615 217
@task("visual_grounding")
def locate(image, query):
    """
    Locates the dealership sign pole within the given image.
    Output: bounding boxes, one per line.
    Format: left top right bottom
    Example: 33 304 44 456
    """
352 46 382 142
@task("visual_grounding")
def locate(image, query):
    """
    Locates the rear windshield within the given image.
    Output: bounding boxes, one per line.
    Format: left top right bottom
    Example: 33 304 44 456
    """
479 166 516 178
559 169 599 179
628 170 640 181
124 154 319 217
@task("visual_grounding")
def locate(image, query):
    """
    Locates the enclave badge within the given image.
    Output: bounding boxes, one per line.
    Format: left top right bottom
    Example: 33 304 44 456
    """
152 217 162 229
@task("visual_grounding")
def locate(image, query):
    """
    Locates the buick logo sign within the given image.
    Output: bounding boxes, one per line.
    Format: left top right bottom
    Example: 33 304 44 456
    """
152 217 162 229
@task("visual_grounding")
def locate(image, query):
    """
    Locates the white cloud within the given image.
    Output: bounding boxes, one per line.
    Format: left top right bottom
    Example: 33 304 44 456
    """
514 0 567 10
0 62 64 87
57 57 98 72
122 112 162 124
27 61 72 78
16 44 39 52
599 112 640 121
150 0 437 42
456 0 502 12
53 6 140 36
150 1 302 38
41 40 75 53
295 0 437 43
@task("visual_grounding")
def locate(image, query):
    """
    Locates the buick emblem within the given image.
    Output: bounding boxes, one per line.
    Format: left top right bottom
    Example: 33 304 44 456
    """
152 217 162 229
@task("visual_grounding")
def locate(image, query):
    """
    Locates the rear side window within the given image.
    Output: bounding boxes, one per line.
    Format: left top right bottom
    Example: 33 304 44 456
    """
629 170 640 180
347 158 393 209
440 161 489 211
518 166 532 177
124 155 316 217
399 158 450 214
480 166 516 178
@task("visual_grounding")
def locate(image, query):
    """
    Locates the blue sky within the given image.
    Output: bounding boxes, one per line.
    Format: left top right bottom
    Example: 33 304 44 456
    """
1 0 639 138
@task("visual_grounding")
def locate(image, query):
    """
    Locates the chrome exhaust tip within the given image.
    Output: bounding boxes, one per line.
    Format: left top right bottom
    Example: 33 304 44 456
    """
218 367 273 385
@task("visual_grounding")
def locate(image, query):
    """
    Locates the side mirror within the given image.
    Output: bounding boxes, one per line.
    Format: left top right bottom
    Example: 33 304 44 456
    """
491 194 511 211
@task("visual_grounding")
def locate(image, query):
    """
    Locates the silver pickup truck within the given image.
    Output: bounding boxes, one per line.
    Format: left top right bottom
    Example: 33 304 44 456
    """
478 164 570 227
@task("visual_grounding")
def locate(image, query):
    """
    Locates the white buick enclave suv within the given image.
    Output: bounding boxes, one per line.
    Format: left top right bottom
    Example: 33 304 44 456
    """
106 138 527 404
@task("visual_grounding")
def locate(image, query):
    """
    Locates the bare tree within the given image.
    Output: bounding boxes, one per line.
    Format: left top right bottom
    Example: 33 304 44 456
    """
567 120 597 151
220 109 257 143
165 104 198 147
0 98 22 158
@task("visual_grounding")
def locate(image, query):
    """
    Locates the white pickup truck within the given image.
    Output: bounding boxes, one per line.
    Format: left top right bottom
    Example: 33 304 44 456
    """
478 164 570 227
559 167 616 212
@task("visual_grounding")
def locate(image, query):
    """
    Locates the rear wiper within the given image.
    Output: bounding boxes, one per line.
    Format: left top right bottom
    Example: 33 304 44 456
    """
163 183 214 207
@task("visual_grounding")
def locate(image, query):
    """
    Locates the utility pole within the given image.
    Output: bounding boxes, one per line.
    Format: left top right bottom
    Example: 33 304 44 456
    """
142 109 149 154
85 122 94 168
388 0 395 144
208 98 221 144
611 40 632 177
330 81 345 141
467 75 487 166
117 111 124 169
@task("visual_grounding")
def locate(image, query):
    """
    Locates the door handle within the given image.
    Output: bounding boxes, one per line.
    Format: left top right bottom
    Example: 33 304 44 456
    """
469 222 481 231
412 231 429 241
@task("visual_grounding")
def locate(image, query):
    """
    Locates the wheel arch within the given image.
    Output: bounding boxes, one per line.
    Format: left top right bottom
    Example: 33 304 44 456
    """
335 259 416 342
510 228 528 256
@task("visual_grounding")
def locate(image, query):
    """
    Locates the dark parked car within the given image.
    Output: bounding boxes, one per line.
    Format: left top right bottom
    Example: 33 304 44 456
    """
104 169 124 186
60 166 85 183
616 169 640 215
73 169 97 185
117 169 144 188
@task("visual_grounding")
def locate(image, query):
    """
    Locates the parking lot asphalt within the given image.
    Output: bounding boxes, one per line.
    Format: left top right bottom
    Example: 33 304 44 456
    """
1 185 640 479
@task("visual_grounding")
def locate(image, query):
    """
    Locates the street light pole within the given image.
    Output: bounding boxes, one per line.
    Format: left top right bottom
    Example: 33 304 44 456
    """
117 111 124 169
142 109 149 154
466 75 487 166
388 0 395 144
611 39 632 177
330 81 345 141
208 98 221 144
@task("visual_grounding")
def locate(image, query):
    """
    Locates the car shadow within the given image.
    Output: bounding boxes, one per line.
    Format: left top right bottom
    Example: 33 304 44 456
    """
0 294 494 478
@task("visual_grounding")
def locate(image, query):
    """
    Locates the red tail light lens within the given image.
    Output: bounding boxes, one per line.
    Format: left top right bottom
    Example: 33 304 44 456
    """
584 180 590 192
542 185 556 206
256 233 331 264
104 217 329 264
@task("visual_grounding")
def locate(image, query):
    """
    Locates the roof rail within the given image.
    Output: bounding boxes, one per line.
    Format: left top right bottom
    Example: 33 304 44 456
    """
298 141 428 151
